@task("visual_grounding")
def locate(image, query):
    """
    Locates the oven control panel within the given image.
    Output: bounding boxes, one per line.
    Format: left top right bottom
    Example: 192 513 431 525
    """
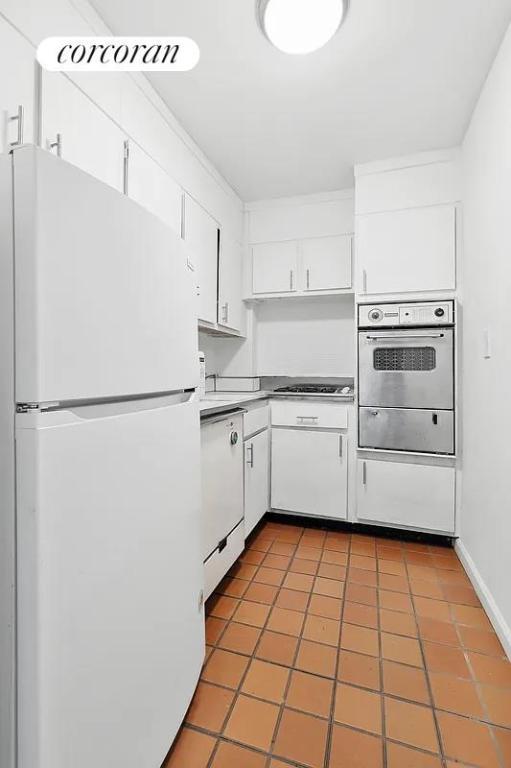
359 301 455 328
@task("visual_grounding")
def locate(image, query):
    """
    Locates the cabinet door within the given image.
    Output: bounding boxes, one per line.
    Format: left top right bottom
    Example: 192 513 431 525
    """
271 429 347 520
252 241 299 294
302 235 352 291
0 17 36 152
356 459 455 533
126 142 182 235
183 194 218 325
357 205 456 294
41 72 125 192
218 233 243 333
244 430 269 536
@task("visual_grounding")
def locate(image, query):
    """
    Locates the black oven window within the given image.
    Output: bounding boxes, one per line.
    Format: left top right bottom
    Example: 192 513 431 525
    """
373 346 436 372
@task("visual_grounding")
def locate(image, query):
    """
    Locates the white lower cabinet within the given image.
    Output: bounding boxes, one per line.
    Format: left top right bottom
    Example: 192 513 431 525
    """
244 429 270 536
271 428 348 520
356 459 455 533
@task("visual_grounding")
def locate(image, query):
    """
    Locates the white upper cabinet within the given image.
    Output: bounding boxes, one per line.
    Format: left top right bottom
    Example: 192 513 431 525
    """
354 152 460 296
183 194 219 325
248 194 354 298
0 17 36 152
357 204 456 295
41 72 125 192
252 241 299 295
125 142 182 235
218 233 243 333
302 235 352 291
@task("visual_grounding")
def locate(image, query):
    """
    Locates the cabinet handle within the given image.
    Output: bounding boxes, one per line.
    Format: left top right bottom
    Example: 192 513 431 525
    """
362 461 367 486
306 268 310 290
289 270 294 291
362 269 368 293
297 416 318 424
223 302 229 324
9 105 24 147
339 435 343 458
123 139 130 195
47 133 62 157
246 443 254 468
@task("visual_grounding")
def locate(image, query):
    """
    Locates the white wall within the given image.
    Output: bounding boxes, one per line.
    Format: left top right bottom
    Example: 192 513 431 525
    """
460 22 511 653
256 296 355 377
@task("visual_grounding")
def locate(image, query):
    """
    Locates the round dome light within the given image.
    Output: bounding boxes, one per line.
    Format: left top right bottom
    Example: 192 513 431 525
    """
258 0 348 55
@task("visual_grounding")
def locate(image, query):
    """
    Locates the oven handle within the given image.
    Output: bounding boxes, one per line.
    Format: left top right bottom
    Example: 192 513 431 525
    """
365 333 445 341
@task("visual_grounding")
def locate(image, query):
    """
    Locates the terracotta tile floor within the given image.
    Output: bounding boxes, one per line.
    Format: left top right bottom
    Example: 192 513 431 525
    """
164 520 511 768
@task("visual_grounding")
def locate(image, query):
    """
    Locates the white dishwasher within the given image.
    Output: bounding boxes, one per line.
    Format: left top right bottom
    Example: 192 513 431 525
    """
200 409 245 599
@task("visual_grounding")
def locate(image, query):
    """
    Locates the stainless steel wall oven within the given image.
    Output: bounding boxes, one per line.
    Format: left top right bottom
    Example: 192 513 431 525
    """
358 301 455 454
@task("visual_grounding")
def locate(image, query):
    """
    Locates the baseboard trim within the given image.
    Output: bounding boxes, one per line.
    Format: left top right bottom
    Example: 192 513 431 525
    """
455 540 511 660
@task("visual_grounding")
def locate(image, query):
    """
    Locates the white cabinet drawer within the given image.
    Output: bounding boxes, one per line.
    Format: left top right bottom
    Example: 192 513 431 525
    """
271 400 348 429
204 520 245 600
244 404 269 438
356 459 455 534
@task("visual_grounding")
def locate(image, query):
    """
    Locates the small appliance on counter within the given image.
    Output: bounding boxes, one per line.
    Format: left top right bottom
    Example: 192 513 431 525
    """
358 301 455 454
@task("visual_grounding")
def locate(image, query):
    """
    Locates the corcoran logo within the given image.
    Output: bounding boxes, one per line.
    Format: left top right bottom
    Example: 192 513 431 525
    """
37 36 200 72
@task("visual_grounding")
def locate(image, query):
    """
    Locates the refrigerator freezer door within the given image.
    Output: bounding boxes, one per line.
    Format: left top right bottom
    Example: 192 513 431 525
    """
16 395 204 768
13 146 198 404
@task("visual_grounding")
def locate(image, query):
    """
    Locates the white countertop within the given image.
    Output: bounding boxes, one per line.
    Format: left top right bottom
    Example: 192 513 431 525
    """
199 390 355 418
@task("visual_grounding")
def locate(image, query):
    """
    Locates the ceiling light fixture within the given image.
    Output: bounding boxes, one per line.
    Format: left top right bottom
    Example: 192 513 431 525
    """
257 0 349 55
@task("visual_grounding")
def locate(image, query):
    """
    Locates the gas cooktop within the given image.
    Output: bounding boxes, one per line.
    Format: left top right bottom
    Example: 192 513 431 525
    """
274 384 352 395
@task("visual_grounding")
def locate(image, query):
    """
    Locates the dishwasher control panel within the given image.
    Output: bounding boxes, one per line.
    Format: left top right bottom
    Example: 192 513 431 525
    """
359 301 455 328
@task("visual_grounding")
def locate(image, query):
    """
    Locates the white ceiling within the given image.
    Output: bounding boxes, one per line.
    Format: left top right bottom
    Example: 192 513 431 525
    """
90 0 511 201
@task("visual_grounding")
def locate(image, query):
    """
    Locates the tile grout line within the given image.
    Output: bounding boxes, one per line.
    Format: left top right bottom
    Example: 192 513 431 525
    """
203 521 297 768
326 533 353 768
405 552 449 768
183 522 510 768
376 539 391 768
268 526 324 767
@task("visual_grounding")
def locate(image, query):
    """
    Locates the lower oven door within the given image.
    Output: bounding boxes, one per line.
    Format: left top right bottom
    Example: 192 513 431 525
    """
359 407 454 454
358 328 454 409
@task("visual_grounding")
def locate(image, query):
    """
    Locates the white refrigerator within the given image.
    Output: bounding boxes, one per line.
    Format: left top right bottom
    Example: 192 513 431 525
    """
0 147 205 768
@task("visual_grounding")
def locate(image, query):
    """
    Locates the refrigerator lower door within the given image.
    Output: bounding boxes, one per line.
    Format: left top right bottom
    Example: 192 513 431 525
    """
12 146 198 404
16 394 204 768
359 407 455 454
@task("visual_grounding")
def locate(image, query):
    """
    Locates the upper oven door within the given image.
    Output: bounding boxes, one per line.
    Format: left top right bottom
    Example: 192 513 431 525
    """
358 328 454 409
